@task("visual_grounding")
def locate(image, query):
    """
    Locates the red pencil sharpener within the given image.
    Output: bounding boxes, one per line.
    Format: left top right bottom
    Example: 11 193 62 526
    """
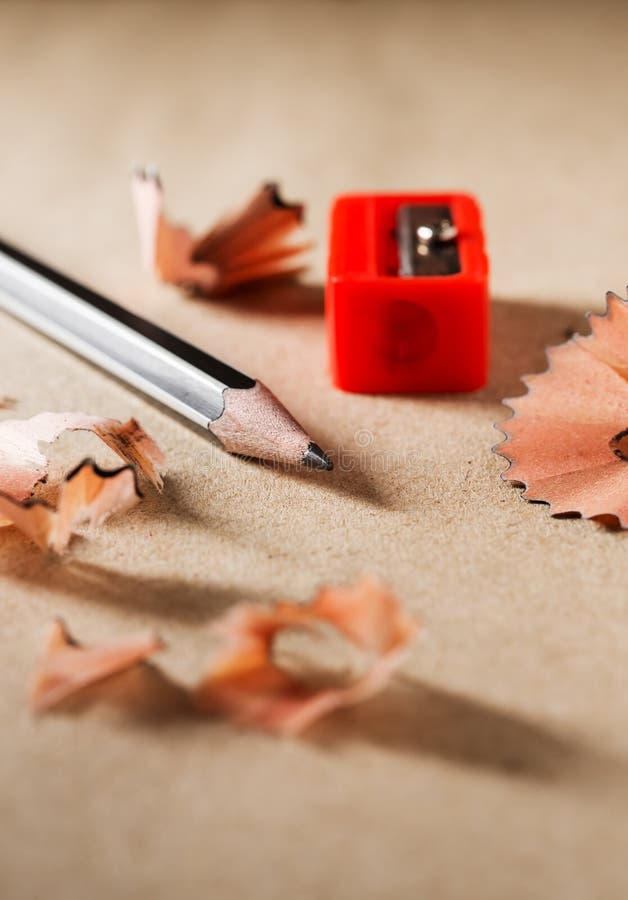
326 193 489 393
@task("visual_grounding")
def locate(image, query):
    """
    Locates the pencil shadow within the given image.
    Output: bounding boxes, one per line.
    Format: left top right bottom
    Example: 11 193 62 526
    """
157 438 390 512
262 456 390 509
3 547 255 623
308 677 580 780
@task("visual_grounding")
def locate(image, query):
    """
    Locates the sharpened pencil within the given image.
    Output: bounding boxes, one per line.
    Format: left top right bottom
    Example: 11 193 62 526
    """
0 238 333 471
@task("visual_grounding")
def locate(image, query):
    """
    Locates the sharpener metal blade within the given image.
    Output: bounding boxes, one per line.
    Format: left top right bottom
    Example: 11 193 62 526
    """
397 204 460 276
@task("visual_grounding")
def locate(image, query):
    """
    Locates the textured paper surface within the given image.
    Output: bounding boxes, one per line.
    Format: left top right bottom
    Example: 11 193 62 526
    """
1 2 628 899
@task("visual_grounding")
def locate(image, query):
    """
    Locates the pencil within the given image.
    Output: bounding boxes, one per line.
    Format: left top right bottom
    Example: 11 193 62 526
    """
0 238 333 470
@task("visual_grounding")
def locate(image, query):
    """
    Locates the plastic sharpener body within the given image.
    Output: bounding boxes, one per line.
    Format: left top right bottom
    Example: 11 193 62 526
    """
325 193 489 393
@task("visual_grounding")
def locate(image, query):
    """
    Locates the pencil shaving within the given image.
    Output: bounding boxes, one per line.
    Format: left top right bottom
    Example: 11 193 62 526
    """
30 619 164 713
0 461 141 553
0 411 165 503
0 412 165 545
193 578 418 735
132 169 311 296
496 292 628 526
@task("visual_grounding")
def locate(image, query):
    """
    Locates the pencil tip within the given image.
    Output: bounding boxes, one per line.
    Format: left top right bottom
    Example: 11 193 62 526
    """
303 442 333 471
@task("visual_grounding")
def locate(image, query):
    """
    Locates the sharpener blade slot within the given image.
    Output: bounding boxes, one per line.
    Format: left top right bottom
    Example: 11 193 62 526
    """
397 204 460 277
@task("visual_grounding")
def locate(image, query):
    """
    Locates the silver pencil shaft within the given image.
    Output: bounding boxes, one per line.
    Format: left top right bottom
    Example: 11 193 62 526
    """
0 241 242 427
0 238 333 471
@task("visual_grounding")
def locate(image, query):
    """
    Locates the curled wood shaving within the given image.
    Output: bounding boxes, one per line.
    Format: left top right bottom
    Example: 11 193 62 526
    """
32 580 418 735
132 169 311 296
0 412 165 548
0 411 164 502
0 460 142 554
193 578 418 735
30 619 164 713
31 580 418 736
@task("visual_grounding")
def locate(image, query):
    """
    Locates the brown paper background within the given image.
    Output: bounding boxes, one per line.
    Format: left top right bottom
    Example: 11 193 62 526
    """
1 2 627 898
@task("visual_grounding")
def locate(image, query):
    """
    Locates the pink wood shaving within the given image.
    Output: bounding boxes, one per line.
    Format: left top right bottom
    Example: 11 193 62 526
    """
31 619 164 713
0 461 141 554
0 411 165 502
496 293 628 526
193 578 418 735
132 170 311 296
